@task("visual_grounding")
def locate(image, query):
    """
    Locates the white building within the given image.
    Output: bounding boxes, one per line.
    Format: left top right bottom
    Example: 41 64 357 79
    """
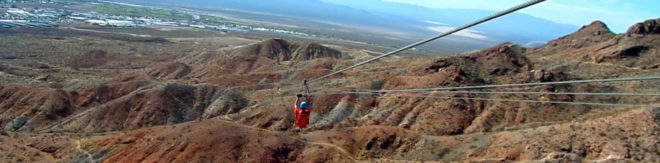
106 19 136 27
7 8 34 17
190 24 205 29
85 19 107 26
154 21 177 26
70 16 86 21
0 19 27 23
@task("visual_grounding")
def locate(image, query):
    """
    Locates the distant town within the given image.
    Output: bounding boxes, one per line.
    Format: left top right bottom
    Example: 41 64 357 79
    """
0 0 314 37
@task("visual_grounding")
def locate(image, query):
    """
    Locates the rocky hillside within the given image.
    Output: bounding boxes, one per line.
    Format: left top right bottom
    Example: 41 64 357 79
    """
0 18 659 162
233 38 343 63
628 18 660 35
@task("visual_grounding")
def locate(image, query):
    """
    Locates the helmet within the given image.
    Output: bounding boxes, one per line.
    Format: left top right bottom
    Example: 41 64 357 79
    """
300 101 309 109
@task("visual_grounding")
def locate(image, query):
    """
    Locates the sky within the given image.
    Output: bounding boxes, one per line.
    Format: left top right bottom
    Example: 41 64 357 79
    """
379 0 659 33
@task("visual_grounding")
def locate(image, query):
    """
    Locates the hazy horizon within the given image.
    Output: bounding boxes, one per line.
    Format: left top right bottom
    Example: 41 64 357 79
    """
325 0 658 33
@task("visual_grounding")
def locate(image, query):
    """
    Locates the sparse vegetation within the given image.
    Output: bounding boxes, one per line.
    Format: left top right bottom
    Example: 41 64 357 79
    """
368 79 385 90
0 6 658 162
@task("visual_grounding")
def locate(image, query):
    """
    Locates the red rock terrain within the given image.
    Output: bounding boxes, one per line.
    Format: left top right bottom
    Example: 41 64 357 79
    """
1 18 659 162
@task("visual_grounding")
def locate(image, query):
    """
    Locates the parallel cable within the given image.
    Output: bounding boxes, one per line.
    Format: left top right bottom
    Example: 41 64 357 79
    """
310 0 547 83
325 90 660 97
414 95 658 108
349 76 660 93
320 92 659 108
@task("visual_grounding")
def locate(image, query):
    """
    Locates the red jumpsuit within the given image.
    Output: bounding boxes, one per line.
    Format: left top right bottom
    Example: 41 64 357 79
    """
294 107 311 128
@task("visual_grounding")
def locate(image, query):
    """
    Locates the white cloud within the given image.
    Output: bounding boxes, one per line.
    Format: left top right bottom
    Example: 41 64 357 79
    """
381 0 657 33
427 26 488 40
523 1 646 32
383 0 515 10
423 20 448 25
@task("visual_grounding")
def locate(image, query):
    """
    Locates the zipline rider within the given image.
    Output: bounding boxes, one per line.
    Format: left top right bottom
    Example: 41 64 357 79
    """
294 80 312 129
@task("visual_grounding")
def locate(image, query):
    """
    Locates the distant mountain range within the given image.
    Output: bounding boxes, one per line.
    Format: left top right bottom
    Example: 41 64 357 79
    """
321 0 579 46
113 0 580 52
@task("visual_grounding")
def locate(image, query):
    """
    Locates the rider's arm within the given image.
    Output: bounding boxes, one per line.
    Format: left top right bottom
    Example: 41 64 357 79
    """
308 96 313 106
304 80 311 95
304 80 312 105
295 96 300 108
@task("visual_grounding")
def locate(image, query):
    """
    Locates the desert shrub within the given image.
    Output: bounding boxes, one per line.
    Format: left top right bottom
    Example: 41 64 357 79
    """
368 79 385 90
66 50 113 69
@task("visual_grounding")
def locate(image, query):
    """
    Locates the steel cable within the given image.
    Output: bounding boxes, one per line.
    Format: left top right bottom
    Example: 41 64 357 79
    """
347 76 660 93
310 0 547 83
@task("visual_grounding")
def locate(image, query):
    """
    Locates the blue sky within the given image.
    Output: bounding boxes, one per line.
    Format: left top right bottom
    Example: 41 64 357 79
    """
373 0 658 33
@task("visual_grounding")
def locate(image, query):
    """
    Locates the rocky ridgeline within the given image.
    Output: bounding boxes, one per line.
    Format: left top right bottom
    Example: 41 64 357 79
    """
236 38 343 63
627 18 660 35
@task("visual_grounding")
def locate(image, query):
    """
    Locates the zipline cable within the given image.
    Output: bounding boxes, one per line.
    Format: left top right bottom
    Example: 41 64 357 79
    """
310 0 547 83
347 76 660 93
322 90 660 97
318 92 659 108
406 95 658 108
